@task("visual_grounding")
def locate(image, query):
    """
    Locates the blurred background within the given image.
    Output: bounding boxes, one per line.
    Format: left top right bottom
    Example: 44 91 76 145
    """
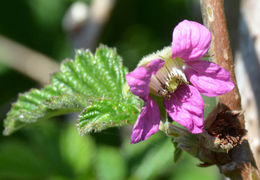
1 0 259 179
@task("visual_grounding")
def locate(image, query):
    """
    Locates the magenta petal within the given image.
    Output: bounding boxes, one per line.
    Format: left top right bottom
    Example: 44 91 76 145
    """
172 20 211 61
164 85 204 134
126 59 164 101
131 97 161 144
185 60 234 97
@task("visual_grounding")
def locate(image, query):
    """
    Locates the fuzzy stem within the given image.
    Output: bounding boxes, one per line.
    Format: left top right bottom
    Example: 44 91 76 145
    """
200 0 260 179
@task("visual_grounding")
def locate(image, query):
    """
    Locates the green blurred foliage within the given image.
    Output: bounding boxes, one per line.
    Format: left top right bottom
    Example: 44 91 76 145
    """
96 146 127 180
0 0 220 179
60 123 95 175
0 121 219 180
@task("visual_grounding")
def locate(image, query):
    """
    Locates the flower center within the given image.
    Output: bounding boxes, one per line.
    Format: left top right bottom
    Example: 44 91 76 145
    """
149 57 187 99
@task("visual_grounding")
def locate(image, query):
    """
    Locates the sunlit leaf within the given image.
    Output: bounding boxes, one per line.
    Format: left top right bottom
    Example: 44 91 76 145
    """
78 97 138 134
3 45 141 135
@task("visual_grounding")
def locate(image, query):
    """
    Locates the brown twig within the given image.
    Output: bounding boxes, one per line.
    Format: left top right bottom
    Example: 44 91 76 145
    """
201 0 243 125
65 0 116 51
0 35 59 86
200 0 260 179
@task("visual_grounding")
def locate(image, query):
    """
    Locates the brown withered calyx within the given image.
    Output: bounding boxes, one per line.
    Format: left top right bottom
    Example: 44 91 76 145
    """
205 103 246 150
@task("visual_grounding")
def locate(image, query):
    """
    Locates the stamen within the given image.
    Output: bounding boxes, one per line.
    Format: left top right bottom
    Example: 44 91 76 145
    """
149 58 187 99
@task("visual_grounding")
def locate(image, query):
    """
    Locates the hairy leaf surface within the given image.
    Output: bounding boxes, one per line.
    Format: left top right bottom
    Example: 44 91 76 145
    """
4 45 140 135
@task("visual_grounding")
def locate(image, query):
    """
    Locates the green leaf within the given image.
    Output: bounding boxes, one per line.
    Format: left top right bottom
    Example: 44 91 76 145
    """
173 141 183 163
78 97 139 134
132 138 174 180
59 123 95 175
96 146 127 180
0 141 49 179
3 45 141 135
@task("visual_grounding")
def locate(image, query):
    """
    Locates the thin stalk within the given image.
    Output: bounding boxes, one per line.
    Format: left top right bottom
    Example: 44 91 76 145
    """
0 35 59 85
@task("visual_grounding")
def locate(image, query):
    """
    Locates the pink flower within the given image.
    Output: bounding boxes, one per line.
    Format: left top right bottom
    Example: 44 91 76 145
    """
126 20 234 144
